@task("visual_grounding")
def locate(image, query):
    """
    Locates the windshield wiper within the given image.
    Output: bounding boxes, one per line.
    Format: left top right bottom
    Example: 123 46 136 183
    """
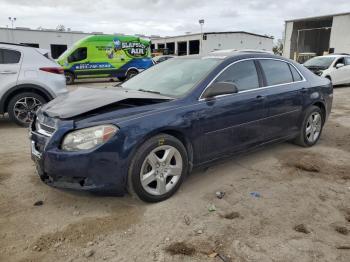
137 89 161 95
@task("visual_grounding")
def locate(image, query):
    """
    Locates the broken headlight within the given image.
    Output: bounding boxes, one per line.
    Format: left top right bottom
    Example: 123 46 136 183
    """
61 125 118 151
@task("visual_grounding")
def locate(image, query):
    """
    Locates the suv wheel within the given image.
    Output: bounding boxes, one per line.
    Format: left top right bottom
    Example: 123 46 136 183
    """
65 72 75 85
7 92 46 127
294 106 323 147
128 134 188 202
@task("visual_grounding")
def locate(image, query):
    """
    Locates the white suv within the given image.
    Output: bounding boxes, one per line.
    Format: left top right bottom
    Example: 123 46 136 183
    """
0 43 67 126
304 54 350 85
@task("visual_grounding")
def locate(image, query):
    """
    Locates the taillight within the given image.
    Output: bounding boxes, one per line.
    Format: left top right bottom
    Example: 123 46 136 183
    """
40 67 64 74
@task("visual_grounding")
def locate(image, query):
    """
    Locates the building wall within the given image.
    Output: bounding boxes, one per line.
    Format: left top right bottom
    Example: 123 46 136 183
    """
0 28 89 52
203 33 273 54
329 14 350 53
151 34 201 55
283 21 294 58
152 32 273 56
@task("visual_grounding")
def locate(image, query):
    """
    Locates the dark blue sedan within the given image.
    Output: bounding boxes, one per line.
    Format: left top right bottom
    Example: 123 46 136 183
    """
30 51 333 202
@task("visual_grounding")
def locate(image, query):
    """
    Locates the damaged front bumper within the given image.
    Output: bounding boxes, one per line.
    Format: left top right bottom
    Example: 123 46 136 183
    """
29 118 128 195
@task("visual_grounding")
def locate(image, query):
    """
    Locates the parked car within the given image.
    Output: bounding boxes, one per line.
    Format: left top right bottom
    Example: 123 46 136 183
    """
152 55 175 64
57 35 154 84
303 54 350 85
0 43 67 127
30 51 332 202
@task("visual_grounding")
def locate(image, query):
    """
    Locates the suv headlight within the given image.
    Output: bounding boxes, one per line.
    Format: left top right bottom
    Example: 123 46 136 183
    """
61 125 118 151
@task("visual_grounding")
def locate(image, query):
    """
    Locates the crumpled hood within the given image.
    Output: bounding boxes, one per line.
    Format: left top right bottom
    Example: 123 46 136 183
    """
41 87 172 119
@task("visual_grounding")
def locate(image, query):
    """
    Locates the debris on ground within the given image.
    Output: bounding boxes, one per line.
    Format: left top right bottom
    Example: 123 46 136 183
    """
33 200 44 206
32 245 42 252
183 215 191 226
215 191 225 199
336 245 350 250
217 253 232 262
294 224 310 234
294 160 321 172
208 252 218 258
220 211 240 220
334 226 349 235
73 211 80 216
165 242 196 256
250 192 261 198
208 204 216 212
83 249 95 257
195 229 203 235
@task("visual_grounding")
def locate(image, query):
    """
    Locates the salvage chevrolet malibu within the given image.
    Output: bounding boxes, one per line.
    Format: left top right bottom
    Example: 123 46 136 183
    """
30 51 333 202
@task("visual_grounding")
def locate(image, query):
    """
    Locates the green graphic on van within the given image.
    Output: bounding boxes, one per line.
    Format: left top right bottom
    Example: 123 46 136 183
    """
57 35 153 83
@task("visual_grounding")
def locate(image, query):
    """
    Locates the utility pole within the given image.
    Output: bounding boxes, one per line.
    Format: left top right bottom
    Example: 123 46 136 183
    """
199 19 204 55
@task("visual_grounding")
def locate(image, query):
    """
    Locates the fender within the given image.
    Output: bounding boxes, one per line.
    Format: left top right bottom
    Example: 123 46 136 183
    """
0 84 54 114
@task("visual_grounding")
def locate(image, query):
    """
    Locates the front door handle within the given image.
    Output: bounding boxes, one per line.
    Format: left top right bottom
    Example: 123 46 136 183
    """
256 95 265 101
0 71 17 74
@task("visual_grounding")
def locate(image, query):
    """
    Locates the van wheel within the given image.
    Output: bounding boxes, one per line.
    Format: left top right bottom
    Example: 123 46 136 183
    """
117 76 126 82
7 92 47 127
126 69 139 80
128 134 188 202
65 72 75 85
293 106 323 147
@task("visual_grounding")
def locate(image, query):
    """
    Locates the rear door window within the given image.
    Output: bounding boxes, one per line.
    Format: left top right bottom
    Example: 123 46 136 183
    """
0 48 21 64
260 60 293 86
289 64 303 81
214 60 260 92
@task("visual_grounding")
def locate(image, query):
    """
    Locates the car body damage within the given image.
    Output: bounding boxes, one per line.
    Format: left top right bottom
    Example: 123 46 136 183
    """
41 87 173 119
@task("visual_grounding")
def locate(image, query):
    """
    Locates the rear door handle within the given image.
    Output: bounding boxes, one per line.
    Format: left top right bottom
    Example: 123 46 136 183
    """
0 71 17 74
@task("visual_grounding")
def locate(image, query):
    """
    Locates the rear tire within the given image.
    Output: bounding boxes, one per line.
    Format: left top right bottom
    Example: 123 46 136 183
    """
65 72 75 85
293 106 323 147
128 134 188 202
7 92 47 127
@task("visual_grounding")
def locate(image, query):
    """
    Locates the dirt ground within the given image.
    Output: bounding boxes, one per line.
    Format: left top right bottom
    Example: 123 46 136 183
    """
0 83 349 262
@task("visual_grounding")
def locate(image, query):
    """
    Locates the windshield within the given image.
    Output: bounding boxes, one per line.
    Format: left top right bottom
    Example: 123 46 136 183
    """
304 56 335 68
120 58 221 98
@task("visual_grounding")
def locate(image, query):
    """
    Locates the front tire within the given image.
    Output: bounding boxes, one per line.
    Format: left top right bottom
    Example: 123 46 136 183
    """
65 71 75 85
126 69 138 80
293 106 323 147
128 134 188 202
7 92 47 127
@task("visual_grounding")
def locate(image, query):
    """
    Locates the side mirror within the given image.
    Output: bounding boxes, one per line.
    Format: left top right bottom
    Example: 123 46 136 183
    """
336 63 345 69
202 82 238 99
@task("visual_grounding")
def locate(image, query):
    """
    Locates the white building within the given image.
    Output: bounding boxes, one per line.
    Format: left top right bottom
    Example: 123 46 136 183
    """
283 12 350 59
0 27 94 58
151 31 273 56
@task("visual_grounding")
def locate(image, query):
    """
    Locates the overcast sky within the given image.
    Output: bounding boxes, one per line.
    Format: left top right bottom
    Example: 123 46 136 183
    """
1 0 349 39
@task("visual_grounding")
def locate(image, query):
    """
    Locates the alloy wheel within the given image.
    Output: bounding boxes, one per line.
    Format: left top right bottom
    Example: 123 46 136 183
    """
13 97 42 124
305 112 322 143
140 145 183 196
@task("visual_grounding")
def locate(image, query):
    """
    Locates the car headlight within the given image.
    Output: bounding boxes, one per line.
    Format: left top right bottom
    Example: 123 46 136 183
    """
61 124 118 151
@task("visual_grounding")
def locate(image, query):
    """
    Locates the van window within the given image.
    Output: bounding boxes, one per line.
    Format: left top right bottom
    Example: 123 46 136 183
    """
68 47 87 63
214 60 259 92
0 49 21 64
289 64 303 81
260 60 293 86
